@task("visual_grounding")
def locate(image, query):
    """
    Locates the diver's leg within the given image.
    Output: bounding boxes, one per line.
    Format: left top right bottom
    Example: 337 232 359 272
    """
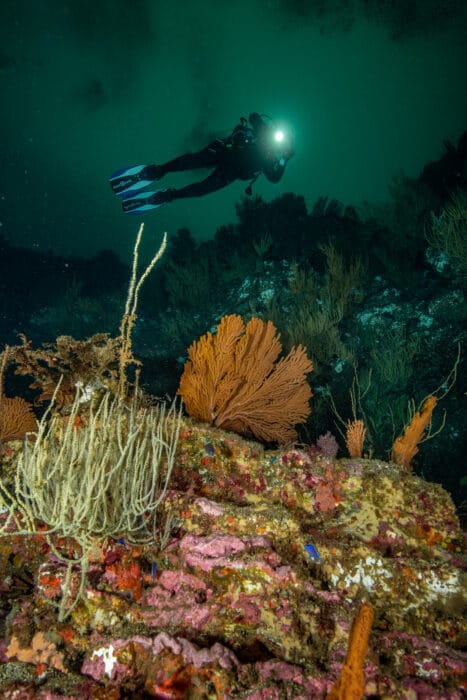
169 168 235 199
144 145 221 180
111 144 225 197
121 168 235 214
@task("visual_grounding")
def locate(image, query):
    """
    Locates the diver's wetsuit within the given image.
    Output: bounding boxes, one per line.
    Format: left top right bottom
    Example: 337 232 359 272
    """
148 147 238 200
110 113 293 212
145 113 289 203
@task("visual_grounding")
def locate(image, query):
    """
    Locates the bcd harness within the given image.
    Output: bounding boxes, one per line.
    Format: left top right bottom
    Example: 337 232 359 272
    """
225 117 261 195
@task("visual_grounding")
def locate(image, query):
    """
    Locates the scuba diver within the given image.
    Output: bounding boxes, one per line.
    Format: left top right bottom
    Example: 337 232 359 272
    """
109 112 294 214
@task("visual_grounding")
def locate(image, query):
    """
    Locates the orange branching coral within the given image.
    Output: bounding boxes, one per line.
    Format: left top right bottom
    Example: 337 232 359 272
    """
10 333 121 407
391 395 437 471
178 314 313 443
326 602 374 700
345 419 366 458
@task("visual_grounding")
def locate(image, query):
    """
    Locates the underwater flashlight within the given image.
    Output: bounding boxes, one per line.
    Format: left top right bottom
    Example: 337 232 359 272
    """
274 130 285 143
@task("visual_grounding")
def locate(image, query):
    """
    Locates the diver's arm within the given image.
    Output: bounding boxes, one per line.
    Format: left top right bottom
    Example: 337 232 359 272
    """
263 156 286 183
249 113 287 182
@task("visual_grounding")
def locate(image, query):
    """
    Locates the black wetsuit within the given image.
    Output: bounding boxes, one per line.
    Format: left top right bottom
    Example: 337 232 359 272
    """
146 113 289 204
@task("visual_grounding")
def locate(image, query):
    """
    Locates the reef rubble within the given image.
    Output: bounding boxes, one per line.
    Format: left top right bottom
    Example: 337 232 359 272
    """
0 418 465 698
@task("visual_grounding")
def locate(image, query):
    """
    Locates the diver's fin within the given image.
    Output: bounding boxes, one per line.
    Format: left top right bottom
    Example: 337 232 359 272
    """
109 164 155 197
121 189 171 215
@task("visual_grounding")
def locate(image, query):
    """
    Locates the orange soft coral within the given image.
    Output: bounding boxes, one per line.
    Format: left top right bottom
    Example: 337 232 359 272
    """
345 419 366 458
326 602 374 700
391 395 437 471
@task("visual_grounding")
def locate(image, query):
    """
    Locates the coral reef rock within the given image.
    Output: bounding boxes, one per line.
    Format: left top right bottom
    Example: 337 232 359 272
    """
0 419 465 698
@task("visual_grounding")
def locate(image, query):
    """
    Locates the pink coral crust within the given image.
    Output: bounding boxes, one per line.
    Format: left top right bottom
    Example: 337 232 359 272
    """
82 632 239 683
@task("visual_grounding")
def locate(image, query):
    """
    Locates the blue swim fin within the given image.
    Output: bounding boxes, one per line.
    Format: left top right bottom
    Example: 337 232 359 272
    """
121 189 171 214
109 164 157 197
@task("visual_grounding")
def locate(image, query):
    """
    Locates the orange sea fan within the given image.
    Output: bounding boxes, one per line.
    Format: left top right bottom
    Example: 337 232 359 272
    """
178 314 313 444
0 395 38 443
0 344 37 443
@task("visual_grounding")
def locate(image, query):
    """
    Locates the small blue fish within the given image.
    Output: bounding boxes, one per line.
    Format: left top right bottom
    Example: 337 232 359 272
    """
304 544 321 562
